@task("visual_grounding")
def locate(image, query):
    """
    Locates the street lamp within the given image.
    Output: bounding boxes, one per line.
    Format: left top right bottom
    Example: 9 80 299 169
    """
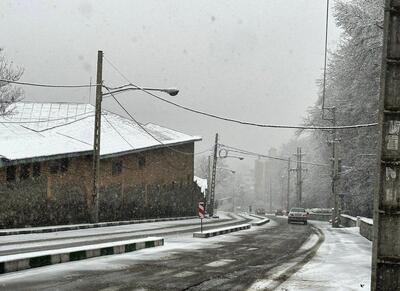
217 167 236 174
91 51 180 223
218 148 244 160
103 85 179 97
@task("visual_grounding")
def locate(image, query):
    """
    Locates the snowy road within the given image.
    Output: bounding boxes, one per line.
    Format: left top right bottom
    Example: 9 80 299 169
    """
0 212 247 255
0 216 316 290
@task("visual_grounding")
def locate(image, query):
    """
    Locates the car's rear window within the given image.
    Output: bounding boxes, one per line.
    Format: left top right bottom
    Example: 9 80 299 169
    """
291 208 305 212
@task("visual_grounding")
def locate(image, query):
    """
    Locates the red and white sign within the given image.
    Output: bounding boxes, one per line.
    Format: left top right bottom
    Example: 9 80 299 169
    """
198 202 205 219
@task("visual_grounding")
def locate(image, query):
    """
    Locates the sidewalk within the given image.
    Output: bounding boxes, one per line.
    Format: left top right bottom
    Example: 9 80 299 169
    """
278 221 372 291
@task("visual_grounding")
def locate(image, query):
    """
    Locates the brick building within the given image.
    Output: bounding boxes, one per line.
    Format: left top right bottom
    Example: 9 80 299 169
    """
0 102 202 227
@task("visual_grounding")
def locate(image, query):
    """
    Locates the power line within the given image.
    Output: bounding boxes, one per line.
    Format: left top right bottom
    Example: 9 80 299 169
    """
104 86 210 156
0 79 98 88
103 114 135 149
103 55 377 130
0 110 95 124
20 114 95 132
219 143 330 167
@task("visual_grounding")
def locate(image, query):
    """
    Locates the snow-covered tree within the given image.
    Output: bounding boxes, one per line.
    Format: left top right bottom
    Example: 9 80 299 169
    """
303 0 383 216
0 49 24 115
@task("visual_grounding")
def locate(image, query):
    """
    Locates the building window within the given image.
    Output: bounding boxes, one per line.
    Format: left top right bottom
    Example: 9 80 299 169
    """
32 162 41 178
138 156 146 169
6 165 16 182
60 158 69 173
112 160 123 176
20 164 30 180
49 161 59 174
49 158 69 174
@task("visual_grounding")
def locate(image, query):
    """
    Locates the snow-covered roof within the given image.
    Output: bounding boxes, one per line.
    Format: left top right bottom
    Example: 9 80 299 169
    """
193 176 207 195
0 102 201 163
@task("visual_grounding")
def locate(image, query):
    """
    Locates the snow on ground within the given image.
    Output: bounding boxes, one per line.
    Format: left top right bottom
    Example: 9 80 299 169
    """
0 212 232 245
278 222 372 291
0 219 275 284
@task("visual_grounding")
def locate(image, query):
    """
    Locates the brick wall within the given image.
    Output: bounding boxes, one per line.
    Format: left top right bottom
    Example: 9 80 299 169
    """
0 142 202 227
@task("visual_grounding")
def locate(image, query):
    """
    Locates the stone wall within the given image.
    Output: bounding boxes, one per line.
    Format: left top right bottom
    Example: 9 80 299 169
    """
359 218 373 241
308 213 331 221
340 214 373 242
340 214 358 227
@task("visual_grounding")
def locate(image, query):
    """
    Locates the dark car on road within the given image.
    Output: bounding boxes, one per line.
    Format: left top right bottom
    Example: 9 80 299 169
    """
275 209 284 216
288 207 308 225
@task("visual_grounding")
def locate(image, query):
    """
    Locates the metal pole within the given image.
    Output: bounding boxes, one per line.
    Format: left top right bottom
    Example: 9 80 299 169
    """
287 158 291 212
269 177 272 213
209 133 218 217
372 1 400 289
92 50 103 223
299 147 303 206
206 155 211 213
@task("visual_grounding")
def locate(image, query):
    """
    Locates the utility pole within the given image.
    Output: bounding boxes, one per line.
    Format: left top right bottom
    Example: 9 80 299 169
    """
372 1 400 289
91 50 103 223
292 147 306 207
205 155 211 212
269 177 272 213
286 158 291 211
209 133 218 217
326 107 341 228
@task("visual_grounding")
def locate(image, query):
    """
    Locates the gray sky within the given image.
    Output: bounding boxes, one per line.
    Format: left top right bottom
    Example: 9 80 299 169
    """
0 0 339 167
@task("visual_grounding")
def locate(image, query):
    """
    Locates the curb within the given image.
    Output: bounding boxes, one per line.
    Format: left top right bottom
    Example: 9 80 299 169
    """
0 237 164 274
0 216 197 236
251 218 270 226
193 223 251 238
249 214 266 220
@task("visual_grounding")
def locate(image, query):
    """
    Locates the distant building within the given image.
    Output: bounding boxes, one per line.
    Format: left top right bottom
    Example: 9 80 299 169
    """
0 102 202 228
254 159 266 204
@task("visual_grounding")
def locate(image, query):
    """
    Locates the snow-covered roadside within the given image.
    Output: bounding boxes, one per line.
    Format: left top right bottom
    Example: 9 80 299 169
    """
278 222 372 291
0 220 277 284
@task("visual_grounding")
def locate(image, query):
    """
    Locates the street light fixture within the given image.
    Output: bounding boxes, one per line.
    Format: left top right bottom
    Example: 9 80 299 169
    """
217 167 236 174
103 86 179 97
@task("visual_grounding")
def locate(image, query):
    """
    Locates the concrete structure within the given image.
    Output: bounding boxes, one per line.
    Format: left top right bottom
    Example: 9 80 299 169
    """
0 102 202 227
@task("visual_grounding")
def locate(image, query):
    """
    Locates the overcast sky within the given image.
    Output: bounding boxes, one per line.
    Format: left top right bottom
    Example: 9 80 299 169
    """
0 0 340 169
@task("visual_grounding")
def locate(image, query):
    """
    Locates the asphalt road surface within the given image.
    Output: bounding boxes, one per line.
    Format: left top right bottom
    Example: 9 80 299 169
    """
0 216 320 291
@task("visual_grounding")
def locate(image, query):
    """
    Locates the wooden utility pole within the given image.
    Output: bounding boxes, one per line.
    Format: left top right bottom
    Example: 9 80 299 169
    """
372 1 400 289
91 50 103 223
208 133 218 217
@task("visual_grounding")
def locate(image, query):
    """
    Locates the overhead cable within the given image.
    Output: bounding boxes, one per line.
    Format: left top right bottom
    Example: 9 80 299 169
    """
104 86 210 156
0 79 98 88
103 55 377 130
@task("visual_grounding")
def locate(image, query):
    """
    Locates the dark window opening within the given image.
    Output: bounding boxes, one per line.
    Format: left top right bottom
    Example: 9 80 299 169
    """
20 164 30 180
49 161 59 174
6 165 16 182
32 162 41 178
60 158 69 173
112 160 123 176
138 156 146 169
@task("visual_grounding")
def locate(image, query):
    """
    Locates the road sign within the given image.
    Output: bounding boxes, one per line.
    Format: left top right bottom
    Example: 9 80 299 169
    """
198 202 205 219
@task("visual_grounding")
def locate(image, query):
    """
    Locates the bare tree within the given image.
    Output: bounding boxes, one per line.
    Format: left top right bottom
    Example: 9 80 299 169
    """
0 49 23 115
